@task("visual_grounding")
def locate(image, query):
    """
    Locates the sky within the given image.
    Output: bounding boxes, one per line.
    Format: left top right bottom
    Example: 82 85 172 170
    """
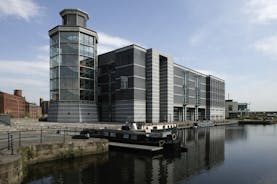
0 0 276 111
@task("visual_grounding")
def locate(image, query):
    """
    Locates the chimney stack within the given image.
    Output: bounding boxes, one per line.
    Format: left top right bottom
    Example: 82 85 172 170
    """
14 89 22 97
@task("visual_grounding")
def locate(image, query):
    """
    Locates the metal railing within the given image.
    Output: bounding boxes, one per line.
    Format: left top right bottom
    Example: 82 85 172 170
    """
0 128 80 155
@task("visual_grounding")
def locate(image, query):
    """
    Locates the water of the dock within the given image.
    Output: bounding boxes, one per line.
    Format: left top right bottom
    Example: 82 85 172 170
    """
22 124 277 184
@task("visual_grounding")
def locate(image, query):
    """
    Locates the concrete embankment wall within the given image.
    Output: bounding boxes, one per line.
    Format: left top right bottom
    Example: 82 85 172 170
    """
0 139 108 184
0 155 22 184
20 139 108 165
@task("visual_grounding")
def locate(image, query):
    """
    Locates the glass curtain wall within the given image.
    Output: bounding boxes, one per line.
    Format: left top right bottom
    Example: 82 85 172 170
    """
50 33 59 100
50 31 95 102
60 31 79 100
79 32 94 101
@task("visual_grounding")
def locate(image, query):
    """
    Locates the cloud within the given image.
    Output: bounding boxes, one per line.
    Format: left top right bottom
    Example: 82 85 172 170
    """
229 78 277 111
189 31 207 46
98 32 133 54
244 0 277 23
36 45 49 62
0 59 49 103
0 31 135 103
0 60 48 76
253 35 277 56
0 77 48 104
0 0 41 21
0 44 49 103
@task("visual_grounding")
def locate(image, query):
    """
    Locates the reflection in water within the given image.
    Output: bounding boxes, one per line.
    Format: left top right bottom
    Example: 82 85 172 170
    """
225 125 247 142
24 127 226 184
24 153 109 183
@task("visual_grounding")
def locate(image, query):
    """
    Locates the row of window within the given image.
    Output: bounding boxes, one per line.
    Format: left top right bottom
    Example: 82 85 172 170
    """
51 32 94 45
51 78 95 91
51 67 94 80
50 89 94 101
50 56 94 68
60 32 78 43
50 45 93 58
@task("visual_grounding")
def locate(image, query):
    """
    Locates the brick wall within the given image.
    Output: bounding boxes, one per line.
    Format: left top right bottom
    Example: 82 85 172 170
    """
2 93 26 118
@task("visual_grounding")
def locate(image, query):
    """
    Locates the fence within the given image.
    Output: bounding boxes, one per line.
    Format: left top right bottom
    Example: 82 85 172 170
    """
0 128 80 155
0 114 10 125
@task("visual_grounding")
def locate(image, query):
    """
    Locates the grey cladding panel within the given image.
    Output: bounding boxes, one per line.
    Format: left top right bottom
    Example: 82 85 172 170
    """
134 89 146 100
174 77 183 86
174 67 184 76
133 77 146 89
174 86 183 94
174 95 184 104
134 48 146 66
134 65 145 77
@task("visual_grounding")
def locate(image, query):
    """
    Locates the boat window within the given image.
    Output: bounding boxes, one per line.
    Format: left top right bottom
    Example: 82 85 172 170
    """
110 132 116 137
130 135 137 140
153 126 157 130
163 125 165 129
123 134 129 139
104 132 109 137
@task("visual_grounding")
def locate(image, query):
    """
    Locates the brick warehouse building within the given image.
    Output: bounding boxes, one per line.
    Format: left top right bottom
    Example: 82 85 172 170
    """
0 90 41 118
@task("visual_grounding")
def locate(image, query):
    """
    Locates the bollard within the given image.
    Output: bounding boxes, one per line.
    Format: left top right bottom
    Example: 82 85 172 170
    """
10 134 14 155
7 132 10 150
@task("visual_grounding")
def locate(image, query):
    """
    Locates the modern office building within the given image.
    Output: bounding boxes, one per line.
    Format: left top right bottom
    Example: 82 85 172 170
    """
49 9 225 123
225 99 249 119
98 45 225 123
48 9 98 122
98 45 148 122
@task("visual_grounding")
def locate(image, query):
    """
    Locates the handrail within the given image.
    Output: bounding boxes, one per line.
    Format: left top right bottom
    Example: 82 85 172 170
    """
0 128 79 155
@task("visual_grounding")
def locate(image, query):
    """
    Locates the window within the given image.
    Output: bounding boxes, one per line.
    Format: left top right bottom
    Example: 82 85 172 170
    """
80 57 94 68
50 34 59 46
80 33 94 46
80 67 94 78
120 76 128 89
60 43 78 55
228 105 233 111
80 45 93 57
60 32 78 43
50 56 59 68
50 45 59 57
78 15 86 27
50 67 59 79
